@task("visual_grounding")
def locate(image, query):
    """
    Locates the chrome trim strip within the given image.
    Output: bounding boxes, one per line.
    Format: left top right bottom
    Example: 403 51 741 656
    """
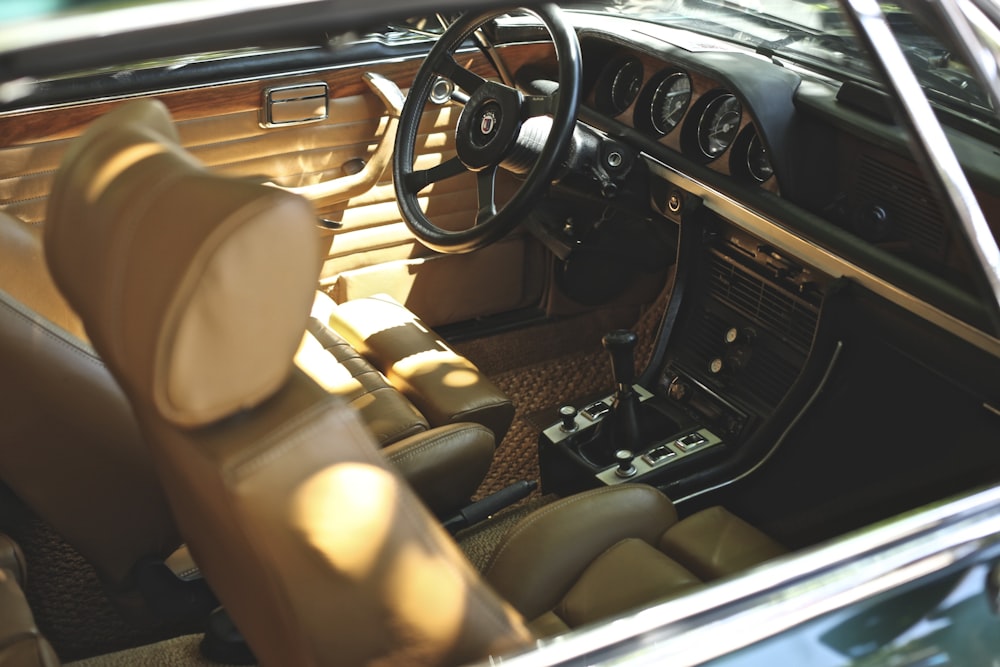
487 483 1000 667
644 158 1000 358
0 46 477 119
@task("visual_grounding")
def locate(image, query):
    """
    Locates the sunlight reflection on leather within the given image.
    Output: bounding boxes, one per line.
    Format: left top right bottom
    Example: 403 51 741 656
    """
387 541 469 649
294 331 358 394
87 141 167 203
291 462 398 578
396 355 479 389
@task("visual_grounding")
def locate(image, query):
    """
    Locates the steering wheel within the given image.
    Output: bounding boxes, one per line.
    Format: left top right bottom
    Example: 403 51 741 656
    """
393 4 581 254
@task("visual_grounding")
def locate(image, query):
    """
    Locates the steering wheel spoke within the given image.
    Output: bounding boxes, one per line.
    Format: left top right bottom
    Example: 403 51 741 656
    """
436 55 488 95
522 93 557 119
403 156 467 194
475 166 498 225
393 5 581 253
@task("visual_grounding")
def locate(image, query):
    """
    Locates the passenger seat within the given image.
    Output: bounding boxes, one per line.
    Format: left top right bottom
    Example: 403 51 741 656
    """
0 97 512 616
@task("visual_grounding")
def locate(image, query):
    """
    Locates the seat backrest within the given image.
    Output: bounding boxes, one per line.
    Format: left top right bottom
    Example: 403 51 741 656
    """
0 210 181 590
45 98 531 666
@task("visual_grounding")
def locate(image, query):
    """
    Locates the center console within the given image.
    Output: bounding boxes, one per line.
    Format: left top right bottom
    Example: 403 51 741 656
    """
538 215 831 497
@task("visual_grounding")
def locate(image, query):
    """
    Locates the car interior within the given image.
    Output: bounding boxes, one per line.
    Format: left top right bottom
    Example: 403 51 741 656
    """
0 2 999 666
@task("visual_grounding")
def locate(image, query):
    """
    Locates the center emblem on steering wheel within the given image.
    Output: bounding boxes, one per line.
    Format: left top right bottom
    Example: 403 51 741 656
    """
479 109 498 136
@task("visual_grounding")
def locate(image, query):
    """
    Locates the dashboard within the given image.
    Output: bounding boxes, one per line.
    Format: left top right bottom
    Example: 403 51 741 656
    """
584 41 778 189
517 14 1000 508
497 13 1000 346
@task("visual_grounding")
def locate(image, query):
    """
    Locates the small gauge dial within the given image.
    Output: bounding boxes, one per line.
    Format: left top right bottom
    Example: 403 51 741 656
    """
597 57 644 116
609 58 643 114
746 133 774 182
650 72 691 135
697 93 741 159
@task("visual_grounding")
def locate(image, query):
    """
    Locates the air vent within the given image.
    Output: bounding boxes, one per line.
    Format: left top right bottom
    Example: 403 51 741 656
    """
854 154 947 258
708 254 819 353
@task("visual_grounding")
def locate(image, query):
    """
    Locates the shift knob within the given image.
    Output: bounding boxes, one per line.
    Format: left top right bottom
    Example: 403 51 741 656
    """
602 329 638 392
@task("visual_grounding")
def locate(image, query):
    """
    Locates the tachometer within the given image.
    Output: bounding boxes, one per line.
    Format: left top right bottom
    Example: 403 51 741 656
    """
649 72 691 135
697 93 741 159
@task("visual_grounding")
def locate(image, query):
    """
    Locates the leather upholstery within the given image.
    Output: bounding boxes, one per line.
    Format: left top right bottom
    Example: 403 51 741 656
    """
658 504 787 580
0 213 181 591
485 486 788 637
556 538 700 627
44 99 321 428
296 318 496 516
0 98 500 604
298 313 428 446
44 109 533 662
42 98 787 665
380 423 495 518
319 293 515 441
0 534 60 667
484 484 678 621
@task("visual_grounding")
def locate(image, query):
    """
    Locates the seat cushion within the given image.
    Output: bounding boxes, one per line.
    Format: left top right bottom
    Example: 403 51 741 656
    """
555 538 701 629
298 320 428 446
315 292 514 441
658 506 787 581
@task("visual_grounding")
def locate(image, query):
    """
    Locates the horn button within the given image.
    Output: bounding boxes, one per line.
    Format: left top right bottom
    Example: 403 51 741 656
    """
455 82 523 171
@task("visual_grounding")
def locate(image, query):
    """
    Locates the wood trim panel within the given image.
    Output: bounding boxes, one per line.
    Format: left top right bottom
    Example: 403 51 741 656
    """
0 48 511 226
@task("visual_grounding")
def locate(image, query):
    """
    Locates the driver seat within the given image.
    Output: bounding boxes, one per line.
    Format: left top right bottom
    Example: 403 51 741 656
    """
43 96 787 666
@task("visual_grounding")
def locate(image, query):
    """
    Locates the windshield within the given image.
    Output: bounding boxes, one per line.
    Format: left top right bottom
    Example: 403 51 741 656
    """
569 0 993 121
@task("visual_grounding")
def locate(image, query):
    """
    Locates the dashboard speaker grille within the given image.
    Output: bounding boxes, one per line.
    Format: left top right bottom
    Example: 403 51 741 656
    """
855 154 947 258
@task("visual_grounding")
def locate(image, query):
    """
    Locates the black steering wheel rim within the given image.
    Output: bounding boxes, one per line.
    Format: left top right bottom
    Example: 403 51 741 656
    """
393 4 581 254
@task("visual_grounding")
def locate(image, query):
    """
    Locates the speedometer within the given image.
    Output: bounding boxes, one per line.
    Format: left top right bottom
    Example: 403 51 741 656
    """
696 93 741 159
649 72 691 135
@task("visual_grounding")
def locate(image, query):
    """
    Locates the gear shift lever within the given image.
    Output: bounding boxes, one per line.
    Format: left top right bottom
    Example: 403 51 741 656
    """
601 329 641 454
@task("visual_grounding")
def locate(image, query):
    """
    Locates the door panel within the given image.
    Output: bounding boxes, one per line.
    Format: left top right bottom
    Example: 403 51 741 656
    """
0 43 554 327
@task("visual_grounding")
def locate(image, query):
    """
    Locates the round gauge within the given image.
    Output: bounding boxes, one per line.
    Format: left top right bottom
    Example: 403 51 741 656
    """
606 58 643 115
650 72 691 135
697 93 741 159
746 132 774 182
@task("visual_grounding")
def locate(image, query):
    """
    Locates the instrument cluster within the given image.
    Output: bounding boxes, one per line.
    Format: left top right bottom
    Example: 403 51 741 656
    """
590 50 775 188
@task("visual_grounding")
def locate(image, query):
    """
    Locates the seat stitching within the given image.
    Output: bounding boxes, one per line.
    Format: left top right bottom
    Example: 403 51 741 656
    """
0 294 104 370
384 424 491 465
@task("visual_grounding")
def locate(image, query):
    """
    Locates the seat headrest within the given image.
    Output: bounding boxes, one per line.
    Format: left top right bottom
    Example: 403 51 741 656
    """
45 99 321 427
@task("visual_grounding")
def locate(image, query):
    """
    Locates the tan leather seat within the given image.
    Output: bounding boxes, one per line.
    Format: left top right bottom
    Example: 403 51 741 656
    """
0 211 183 595
316 292 514 441
0 99 506 603
44 99 787 666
